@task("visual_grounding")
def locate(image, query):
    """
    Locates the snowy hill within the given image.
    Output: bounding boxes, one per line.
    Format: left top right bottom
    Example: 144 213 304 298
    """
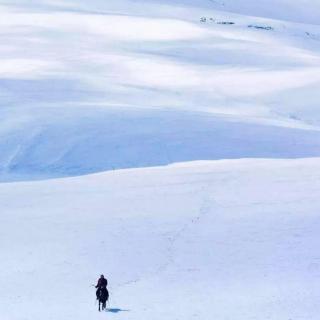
2 106 320 181
1 1 320 319
1 159 320 320
1 0 320 180
209 0 320 25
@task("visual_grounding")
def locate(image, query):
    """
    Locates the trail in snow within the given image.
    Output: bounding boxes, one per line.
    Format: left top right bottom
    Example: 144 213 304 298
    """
2 159 320 319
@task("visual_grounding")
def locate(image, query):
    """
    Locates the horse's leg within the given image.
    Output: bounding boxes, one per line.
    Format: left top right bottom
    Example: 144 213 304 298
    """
99 301 101 312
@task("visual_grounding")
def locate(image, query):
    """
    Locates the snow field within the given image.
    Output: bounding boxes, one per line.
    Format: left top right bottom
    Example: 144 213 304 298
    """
1 158 320 319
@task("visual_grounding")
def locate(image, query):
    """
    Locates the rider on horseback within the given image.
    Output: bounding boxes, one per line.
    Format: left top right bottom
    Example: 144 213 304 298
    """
95 274 108 300
95 274 109 311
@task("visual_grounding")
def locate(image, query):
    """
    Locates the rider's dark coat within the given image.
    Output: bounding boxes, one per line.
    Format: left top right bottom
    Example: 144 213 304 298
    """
96 277 108 289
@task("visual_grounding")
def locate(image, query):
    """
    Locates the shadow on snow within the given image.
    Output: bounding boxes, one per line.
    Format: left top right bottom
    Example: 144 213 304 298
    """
106 308 130 313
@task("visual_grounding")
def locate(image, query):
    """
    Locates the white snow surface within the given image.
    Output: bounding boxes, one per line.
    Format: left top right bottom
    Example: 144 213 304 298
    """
1 0 320 319
1 159 320 320
1 0 320 180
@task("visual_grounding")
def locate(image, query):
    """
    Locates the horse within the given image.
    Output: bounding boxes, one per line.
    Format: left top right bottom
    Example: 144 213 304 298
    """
97 287 109 312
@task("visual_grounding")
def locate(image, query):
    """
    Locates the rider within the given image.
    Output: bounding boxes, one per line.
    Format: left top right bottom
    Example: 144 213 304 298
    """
95 274 108 299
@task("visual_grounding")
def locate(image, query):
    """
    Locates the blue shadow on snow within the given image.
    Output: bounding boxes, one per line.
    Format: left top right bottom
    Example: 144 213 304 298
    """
106 308 130 313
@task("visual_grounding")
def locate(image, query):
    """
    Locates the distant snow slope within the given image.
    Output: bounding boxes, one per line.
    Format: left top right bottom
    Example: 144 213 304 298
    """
1 106 320 181
1 0 320 180
209 0 320 25
1 159 320 320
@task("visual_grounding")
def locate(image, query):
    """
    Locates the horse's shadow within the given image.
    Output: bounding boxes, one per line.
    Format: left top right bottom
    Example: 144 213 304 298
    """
106 308 130 313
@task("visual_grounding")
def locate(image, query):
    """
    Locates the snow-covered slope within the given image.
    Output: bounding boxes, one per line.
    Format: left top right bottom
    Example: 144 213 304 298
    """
1 0 320 180
209 0 320 25
1 1 320 319
2 106 320 181
1 159 320 320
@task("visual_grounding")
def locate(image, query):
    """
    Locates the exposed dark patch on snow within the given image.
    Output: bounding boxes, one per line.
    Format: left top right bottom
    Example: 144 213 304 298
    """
248 24 273 31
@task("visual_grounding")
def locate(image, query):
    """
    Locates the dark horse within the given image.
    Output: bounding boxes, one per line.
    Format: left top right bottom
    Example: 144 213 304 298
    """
97 287 109 312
